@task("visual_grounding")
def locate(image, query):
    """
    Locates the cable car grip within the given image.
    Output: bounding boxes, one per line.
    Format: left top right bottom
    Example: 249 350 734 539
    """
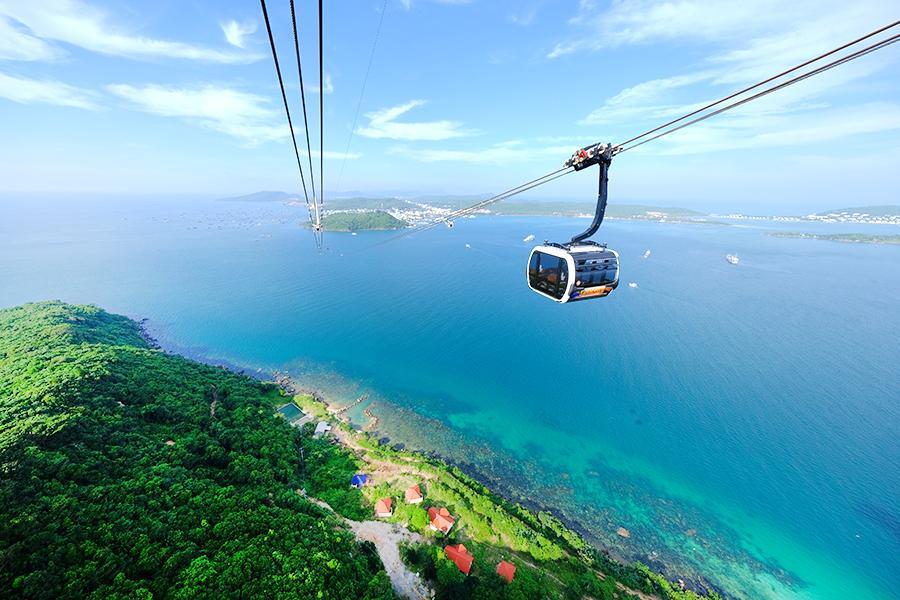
566 142 613 245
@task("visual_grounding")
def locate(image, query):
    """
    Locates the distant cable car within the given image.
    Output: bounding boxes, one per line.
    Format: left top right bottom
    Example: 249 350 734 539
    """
527 142 619 303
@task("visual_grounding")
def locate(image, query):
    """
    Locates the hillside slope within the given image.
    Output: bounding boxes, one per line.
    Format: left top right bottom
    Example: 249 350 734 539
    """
320 211 408 231
0 301 392 599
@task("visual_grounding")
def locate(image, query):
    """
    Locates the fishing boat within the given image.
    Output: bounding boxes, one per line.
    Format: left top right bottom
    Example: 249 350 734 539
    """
726 254 740 265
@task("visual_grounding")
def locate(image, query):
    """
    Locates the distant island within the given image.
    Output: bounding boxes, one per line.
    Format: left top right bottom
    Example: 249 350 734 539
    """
716 205 900 225
812 205 900 218
319 210 408 231
0 301 725 599
221 192 900 229
219 190 295 203
769 232 900 245
493 201 708 219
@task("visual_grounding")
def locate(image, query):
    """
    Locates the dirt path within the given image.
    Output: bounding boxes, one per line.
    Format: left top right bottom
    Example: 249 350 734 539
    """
310 498 432 599
348 520 432 600
317 421 655 600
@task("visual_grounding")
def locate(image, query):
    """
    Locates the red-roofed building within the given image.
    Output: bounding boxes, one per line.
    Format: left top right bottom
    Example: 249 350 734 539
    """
405 484 423 504
428 507 455 533
496 560 516 583
444 544 473 575
374 498 393 518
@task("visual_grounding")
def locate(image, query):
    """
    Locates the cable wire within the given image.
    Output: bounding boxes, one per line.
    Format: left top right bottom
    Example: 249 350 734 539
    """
395 20 900 239
614 19 900 150
260 0 313 226
617 31 900 153
411 167 572 232
417 169 574 231
336 0 389 192
316 0 324 231
384 168 574 243
290 0 318 211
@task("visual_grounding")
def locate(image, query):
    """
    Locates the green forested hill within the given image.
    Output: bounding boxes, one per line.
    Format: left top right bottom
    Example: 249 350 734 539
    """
320 211 407 231
0 301 392 599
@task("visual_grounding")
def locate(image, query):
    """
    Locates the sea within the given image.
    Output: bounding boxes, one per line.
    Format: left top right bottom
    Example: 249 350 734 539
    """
2 195 898 600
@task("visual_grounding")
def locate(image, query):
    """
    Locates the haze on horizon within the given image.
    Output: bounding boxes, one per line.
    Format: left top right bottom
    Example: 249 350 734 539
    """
0 0 898 212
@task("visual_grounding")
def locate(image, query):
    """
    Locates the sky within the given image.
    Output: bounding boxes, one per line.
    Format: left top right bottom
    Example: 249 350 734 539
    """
0 0 898 212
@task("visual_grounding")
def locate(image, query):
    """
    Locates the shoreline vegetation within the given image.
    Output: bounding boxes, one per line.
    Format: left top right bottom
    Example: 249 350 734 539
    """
317 210 408 232
284 389 726 600
767 232 900 245
1 301 726 600
220 191 900 226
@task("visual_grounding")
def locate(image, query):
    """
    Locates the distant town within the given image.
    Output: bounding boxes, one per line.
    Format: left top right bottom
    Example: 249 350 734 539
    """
329 203 900 229
712 207 900 225
226 192 899 230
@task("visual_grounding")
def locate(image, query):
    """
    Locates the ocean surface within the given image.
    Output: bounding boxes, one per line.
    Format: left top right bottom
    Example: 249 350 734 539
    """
2 196 898 600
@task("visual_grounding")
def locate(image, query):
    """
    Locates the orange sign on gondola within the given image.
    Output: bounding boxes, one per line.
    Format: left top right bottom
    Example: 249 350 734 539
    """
576 286 611 299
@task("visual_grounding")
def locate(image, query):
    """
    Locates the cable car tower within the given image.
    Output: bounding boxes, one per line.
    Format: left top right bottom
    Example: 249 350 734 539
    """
527 143 620 303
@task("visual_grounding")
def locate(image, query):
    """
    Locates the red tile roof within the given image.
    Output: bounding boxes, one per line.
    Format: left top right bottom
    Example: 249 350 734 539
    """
428 507 455 533
405 484 423 502
496 560 516 583
444 544 473 575
374 498 392 516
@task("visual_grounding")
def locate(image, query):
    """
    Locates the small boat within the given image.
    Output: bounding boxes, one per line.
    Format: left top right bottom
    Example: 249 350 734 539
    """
642 249 651 259
628 282 638 288
351 232 358 236
726 253 740 265
465 243 471 249
523 234 535 243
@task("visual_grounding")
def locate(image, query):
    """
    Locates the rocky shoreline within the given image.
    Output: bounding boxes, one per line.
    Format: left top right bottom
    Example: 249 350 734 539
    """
140 318 725 599
268 370 724 599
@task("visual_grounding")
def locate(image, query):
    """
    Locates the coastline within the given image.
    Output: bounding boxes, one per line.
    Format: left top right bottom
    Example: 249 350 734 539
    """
287 388 702 600
139 319 722 598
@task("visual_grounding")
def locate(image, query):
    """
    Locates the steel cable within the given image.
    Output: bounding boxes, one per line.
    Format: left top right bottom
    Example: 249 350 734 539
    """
260 0 313 226
290 0 318 210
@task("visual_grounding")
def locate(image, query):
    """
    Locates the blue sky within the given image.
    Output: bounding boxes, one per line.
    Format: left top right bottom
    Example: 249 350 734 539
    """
0 0 898 211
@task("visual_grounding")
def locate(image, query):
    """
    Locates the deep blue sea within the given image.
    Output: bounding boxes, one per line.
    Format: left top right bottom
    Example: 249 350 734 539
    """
2 196 898 600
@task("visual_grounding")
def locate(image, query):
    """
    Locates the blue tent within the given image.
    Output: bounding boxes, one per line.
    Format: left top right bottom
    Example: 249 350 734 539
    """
350 473 369 488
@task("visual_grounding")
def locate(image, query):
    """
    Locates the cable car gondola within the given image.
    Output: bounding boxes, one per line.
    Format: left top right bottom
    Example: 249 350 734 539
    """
527 143 619 303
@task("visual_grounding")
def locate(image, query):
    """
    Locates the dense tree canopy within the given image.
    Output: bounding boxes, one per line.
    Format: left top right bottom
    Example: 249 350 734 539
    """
0 301 393 599
319 211 407 232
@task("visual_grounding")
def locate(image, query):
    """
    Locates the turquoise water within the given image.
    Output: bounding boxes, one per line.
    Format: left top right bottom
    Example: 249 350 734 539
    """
2 196 898 599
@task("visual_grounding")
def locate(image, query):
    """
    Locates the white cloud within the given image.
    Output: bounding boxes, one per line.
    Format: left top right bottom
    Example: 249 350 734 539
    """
106 84 284 143
0 17 60 61
642 102 900 155
0 0 258 63
581 72 714 125
548 0 897 59
307 150 361 160
105 83 357 150
583 55 899 153
567 0 900 155
356 100 472 141
308 73 334 95
220 19 257 49
393 140 571 163
508 1 547 27
0 71 97 109
399 0 474 10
